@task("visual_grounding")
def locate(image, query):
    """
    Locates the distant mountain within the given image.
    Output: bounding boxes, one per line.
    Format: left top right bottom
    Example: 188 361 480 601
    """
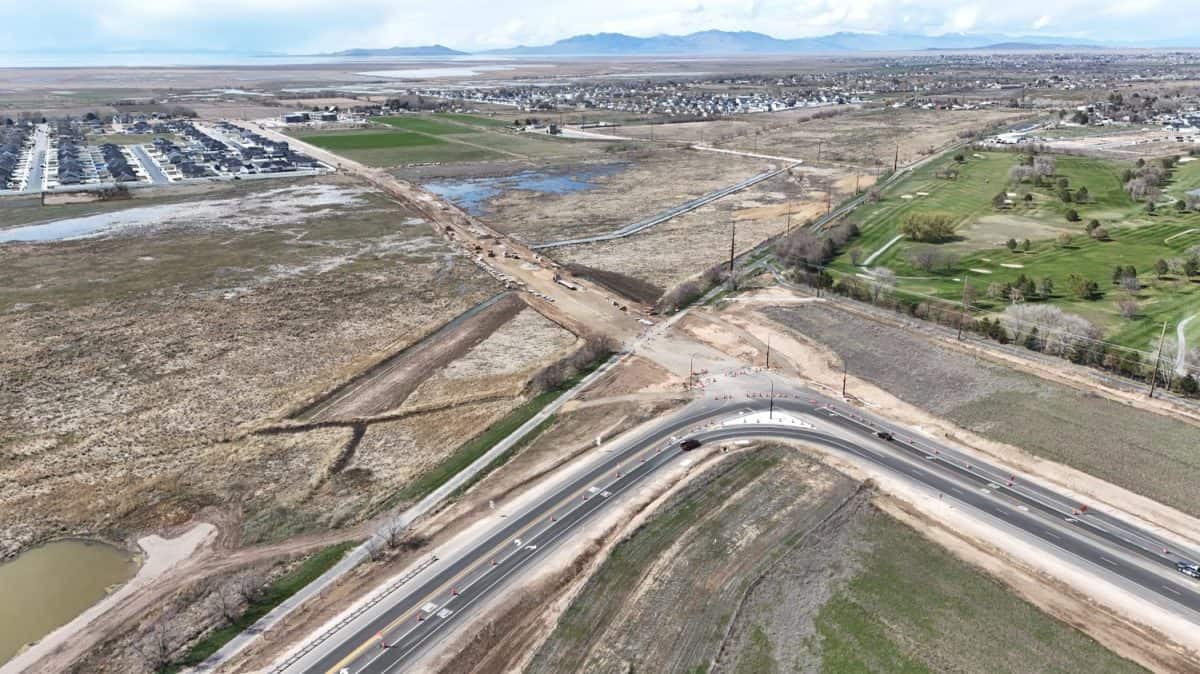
479 30 1103 56
324 44 466 57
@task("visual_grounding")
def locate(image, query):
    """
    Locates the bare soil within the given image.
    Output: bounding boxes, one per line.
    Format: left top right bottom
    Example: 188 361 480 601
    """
763 301 1200 518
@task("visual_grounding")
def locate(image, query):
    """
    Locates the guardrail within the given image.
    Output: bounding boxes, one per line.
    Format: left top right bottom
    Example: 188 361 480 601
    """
267 556 438 674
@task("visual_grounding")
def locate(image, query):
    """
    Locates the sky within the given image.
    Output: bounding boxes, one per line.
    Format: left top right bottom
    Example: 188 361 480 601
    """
0 0 1189 54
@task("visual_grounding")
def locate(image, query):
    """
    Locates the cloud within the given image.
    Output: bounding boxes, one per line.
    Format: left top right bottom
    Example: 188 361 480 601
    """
0 0 1192 53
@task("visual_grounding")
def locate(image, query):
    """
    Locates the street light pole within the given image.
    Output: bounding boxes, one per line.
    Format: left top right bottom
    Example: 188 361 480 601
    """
769 379 774 419
765 335 771 370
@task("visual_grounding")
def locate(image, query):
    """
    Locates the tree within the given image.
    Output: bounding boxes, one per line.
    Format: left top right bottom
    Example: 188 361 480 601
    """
1179 374 1200 397
1176 199 1188 212
1086 219 1100 233
954 153 965 162
1075 185 1090 203
1023 326 1042 351
1146 200 1156 214
868 268 896 303
1057 232 1073 247
1034 155 1056 177
1066 273 1100 299
900 212 956 242
849 246 864 265
1036 277 1054 298
134 610 184 672
1186 256 1200 278
1023 192 1034 203
1091 226 1110 240
1112 265 1126 285
1057 177 1070 190
1117 296 1140 318
1021 239 1031 252
993 190 1009 209
1059 188 1073 203
1155 258 1170 278
1006 238 1018 252
1065 208 1081 222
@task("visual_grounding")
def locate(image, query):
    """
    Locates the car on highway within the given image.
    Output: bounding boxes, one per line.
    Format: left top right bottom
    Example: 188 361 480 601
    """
1177 561 1200 579
680 438 702 451
875 430 894 442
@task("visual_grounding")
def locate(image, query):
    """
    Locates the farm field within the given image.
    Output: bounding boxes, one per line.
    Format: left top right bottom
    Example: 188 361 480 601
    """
829 150 1200 351
298 112 615 167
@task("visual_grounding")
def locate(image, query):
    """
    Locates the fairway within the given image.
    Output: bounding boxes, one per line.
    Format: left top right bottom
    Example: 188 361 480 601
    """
833 150 1200 349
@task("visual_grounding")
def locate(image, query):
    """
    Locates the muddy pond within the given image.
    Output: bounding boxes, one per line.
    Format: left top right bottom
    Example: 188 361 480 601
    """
0 540 137 664
422 164 626 215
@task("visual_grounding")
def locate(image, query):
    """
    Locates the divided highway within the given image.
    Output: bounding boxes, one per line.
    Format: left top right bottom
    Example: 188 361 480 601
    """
279 385 1200 674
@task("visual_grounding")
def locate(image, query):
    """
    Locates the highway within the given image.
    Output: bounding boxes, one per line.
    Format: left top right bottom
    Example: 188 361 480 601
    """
278 383 1200 674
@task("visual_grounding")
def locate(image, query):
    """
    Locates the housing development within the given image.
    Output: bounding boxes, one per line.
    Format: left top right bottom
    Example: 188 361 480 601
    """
5 20 1200 674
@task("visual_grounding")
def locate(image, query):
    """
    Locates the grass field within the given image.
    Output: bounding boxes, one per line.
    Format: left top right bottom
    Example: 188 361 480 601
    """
811 513 1143 674
297 129 503 166
370 115 475 135
832 151 1200 349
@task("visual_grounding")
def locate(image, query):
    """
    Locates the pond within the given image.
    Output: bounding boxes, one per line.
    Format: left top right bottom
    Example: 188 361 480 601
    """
422 163 626 215
0 540 137 664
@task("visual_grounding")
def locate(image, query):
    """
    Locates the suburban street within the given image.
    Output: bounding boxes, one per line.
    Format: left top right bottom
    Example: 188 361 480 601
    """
277 375 1200 674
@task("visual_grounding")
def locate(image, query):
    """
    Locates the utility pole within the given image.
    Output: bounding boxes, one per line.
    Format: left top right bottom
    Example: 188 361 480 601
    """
769 379 775 419
765 335 771 370
1149 321 1169 398
689 353 695 390
893 144 899 173
956 272 970 340
855 173 860 194
728 216 737 275
841 360 848 398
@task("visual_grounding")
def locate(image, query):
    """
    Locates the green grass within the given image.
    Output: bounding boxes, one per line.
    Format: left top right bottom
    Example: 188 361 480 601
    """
298 129 502 166
165 541 355 673
298 130 445 150
812 515 1144 674
436 113 511 128
831 151 1200 349
370 115 475 135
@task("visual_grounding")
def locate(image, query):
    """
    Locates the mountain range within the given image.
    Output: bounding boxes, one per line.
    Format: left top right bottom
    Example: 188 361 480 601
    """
322 30 1134 58
479 30 1103 55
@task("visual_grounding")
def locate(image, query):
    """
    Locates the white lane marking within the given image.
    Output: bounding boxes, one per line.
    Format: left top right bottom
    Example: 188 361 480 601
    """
949 487 963 495
1043 530 1061 540
1163 585 1182 596
1100 556 1118 566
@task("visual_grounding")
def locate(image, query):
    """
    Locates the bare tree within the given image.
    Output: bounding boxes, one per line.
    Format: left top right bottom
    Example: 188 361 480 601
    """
234 571 267 605
206 579 245 625
133 610 183 672
1117 296 1140 319
868 268 896 303
384 519 407 550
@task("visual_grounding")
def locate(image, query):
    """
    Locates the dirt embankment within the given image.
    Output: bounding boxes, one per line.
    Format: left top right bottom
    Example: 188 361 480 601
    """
297 292 525 422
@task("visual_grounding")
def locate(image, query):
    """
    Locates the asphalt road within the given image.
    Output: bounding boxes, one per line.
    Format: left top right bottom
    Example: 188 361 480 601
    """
285 388 1200 674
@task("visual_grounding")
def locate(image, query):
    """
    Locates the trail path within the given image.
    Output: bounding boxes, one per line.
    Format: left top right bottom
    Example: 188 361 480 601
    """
1177 314 1197 376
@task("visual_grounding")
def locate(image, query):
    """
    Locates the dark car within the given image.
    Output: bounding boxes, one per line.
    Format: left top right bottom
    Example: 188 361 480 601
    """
876 430 894 442
680 438 702 451
1177 561 1200 579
